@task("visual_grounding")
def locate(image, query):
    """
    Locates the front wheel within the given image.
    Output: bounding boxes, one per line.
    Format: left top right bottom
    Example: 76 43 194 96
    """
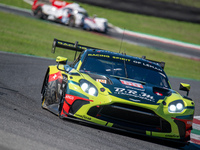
68 16 75 27
41 75 58 108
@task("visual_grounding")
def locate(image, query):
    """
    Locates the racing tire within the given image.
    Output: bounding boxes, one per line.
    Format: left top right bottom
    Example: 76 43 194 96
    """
41 75 58 108
58 96 64 119
34 7 44 19
68 16 75 27
83 24 91 31
103 22 108 34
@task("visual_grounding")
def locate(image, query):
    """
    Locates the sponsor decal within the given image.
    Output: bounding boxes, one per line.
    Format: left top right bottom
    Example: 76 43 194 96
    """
75 114 91 120
112 56 131 62
65 94 93 105
165 135 179 138
129 98 141 102
132 60 162 72
96 79 107 84
88 54 110 58
114 87 154 102
87 54 131 62
65 95 75 100
57 41 87 50
121 80 143 88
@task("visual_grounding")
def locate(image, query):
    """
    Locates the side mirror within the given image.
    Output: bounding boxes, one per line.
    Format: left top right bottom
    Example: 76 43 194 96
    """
56 56 68 72
179 83 190 96
56 56 68 65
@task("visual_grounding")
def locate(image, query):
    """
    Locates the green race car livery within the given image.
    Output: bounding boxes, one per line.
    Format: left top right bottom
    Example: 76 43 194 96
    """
41 39 195 144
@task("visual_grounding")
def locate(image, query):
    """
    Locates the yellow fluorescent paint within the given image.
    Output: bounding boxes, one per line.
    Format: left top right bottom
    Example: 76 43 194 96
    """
157 100 163 104
180 83 191 91
48 66 60 74
146 131 151 136
106 122 113 127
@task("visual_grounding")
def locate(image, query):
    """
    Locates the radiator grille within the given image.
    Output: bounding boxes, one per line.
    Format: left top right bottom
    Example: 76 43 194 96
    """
88 103 171 133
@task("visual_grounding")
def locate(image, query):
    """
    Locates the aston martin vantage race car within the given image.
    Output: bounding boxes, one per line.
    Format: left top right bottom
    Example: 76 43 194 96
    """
41 39 195 143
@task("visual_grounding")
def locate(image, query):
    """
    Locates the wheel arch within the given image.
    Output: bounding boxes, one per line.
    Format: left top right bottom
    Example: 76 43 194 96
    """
41 65 59 94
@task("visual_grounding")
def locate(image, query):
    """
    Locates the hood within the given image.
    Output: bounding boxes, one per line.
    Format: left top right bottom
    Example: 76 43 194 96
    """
87 73 172 104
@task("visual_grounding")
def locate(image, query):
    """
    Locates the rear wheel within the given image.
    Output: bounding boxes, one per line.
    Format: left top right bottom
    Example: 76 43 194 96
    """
34 7 44 19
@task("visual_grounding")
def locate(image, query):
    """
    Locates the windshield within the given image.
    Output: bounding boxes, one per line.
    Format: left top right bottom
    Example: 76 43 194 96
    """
80 55 170 88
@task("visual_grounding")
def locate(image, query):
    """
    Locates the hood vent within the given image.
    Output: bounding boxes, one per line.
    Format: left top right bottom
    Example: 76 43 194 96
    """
153 87 172 97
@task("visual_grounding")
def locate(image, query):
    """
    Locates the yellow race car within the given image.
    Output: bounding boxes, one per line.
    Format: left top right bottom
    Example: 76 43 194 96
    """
41 38 195 144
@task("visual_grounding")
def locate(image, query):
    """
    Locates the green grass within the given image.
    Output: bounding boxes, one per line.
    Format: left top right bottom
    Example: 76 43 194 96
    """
0 0 31 9
0 11 199 80
0 0 200 45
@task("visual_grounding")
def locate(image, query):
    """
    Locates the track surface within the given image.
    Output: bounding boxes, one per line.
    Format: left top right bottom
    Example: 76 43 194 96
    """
0 3 200 60
0 52 200 150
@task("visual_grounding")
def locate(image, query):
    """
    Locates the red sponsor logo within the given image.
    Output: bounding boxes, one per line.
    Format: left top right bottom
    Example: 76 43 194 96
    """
120 80 143 88
65 94 94 105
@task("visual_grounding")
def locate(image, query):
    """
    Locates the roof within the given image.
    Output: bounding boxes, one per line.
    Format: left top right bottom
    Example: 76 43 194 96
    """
52 38 165 69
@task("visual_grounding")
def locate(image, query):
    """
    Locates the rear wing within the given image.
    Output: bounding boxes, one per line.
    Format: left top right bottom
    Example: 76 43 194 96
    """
52 38 101 60
142 56 165 69
52 38 100 53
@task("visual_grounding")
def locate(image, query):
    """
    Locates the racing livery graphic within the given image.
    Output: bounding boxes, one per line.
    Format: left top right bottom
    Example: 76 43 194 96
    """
32 0 88 27
82 15 108 33
41 38 195 144
32 0 108 32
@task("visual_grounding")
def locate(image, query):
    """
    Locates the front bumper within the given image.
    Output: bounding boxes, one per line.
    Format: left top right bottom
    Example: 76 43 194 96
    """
60 93 194 142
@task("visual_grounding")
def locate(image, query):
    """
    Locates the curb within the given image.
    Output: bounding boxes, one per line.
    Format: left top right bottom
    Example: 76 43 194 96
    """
190 116 200 147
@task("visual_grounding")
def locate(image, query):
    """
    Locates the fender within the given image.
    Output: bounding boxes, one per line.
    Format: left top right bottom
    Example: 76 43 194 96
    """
41 65 62 94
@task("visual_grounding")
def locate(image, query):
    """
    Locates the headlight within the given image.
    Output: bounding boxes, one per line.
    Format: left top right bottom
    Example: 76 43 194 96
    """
80 79 98 96
168 100 185 113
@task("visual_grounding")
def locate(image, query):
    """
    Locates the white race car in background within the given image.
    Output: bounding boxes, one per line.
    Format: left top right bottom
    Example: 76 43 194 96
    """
82 15 108 33
32 0 88 27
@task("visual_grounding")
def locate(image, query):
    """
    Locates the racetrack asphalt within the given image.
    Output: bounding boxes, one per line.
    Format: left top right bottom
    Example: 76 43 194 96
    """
0 52 199 150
